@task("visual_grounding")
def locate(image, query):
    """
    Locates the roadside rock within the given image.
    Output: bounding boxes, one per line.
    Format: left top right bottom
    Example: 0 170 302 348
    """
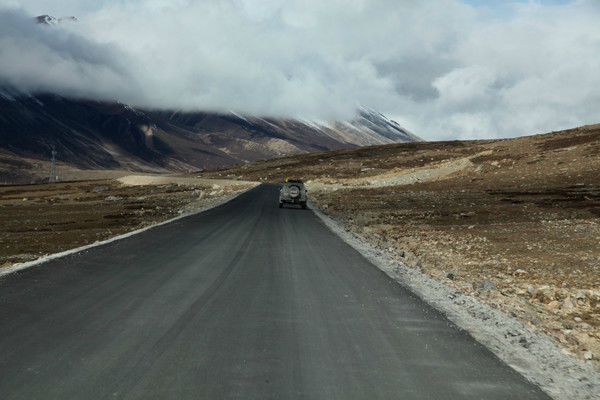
104 195 123 201
547 300 561 309
92 186 109 193
475 279 497 291
534 285 552 303
563 297 576 310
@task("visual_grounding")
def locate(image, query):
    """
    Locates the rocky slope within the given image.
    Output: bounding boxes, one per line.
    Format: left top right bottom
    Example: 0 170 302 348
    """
0 88 419 183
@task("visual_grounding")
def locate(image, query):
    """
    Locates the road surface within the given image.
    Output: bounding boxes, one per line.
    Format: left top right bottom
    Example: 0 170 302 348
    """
0 184 550 399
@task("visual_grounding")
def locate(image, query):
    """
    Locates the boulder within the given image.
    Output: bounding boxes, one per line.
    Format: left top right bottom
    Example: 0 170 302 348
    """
104 195 123 201
475 279 497 291
92 185 109 193
547 300 561 309
563 297 576 310
514 268 527 276
534 285 552 303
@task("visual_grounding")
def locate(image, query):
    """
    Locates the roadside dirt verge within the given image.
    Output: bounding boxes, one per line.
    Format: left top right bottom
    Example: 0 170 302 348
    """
0 175 255 271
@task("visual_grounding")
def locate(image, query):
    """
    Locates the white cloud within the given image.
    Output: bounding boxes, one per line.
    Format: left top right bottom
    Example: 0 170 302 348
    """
0 9 139 100
0 0 599 140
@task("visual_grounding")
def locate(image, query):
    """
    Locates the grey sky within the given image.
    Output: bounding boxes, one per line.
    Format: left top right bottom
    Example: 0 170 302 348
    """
1 0 598 140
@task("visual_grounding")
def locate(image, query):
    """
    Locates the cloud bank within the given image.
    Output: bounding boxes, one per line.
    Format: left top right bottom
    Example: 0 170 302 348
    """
1 0 599 140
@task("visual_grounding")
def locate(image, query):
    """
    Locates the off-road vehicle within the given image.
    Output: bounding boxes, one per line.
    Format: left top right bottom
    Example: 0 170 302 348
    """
279 179 307 209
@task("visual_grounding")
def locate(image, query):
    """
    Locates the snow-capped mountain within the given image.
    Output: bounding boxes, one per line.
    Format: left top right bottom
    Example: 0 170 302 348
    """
35 14 78 25
312 107 421 147
1 16 420 181
0 89 420 181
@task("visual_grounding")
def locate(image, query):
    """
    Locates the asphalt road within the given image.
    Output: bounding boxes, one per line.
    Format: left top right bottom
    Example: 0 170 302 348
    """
0 184 550 399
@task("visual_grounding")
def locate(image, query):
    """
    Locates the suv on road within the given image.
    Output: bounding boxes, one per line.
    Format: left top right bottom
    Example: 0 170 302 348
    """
279 179 307 209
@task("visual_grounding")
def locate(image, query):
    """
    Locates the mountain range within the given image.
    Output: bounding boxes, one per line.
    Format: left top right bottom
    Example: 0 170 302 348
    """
0 14 421 182
0 87 421 177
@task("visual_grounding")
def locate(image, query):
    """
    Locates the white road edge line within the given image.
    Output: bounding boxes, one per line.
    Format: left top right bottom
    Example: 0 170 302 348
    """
309 203 599 400
0 184 258 278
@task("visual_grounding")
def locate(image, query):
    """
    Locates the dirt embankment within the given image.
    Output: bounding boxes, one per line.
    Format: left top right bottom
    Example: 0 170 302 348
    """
199 124 600 368
0 176 253 269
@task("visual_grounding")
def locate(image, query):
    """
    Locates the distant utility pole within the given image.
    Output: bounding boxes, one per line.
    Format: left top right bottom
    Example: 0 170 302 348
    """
49 148 57 183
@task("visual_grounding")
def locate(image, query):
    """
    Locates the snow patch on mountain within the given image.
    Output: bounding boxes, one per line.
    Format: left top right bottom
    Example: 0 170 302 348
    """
0 89 16 102
35 15 78 25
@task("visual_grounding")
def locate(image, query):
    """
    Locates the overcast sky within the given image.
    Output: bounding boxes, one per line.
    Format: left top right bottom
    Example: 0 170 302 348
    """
1 0 599 140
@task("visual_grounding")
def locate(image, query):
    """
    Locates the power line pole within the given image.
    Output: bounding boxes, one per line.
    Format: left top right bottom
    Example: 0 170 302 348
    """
49 148 57 183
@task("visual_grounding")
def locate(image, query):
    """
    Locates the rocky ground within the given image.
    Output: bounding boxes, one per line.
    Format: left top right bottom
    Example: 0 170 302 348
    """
199 123 600 369
0 176 253 269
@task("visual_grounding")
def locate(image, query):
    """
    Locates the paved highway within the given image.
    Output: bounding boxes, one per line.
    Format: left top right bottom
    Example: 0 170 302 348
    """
0 184 550 399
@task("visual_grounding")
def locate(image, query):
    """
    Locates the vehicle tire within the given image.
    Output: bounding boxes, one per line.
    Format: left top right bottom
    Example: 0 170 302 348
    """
289 185 300 199
279 202 283 208
301 202 307 209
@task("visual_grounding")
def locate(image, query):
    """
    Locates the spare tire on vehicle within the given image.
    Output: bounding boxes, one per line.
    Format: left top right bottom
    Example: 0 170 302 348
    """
288 185 300 198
